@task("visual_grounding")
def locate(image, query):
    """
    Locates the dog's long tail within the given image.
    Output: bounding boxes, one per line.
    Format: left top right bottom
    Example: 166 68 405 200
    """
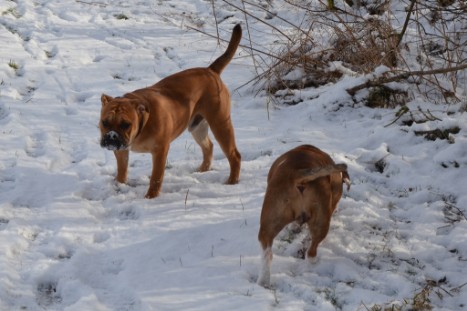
208 24 242 74
295 163 351 191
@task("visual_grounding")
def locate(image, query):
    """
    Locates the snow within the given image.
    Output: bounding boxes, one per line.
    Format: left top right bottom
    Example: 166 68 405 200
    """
1 0 467 310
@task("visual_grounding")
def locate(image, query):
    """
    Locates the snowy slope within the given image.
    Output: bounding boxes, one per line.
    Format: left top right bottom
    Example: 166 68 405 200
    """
1 1 466 310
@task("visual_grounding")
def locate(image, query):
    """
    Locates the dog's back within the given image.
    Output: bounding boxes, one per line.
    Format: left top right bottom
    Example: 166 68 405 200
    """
267 145 336 183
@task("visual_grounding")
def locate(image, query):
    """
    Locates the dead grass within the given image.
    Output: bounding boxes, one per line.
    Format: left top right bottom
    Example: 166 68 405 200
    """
236 2 401 99
215 0 466 108
366 86 409 108
362 277 467 311
329 18 398 73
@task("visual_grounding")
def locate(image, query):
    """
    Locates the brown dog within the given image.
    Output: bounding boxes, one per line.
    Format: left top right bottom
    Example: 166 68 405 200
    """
99 25 242 198
257 144 350 287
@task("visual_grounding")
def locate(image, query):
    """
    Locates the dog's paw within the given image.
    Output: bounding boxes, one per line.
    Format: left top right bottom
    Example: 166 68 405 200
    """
197 162 211 173
225 176 239 185
257 274 271 288
145 182 162 198
114 177 128 184
144 192 159 199
144 188 160 199
306 255 319 264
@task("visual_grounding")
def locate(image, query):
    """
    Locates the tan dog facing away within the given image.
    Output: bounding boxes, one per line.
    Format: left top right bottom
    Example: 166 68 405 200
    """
257 144 351 287
99 24 242 198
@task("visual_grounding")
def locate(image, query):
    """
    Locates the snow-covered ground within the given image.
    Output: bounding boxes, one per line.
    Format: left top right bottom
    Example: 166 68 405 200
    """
1 1 466 310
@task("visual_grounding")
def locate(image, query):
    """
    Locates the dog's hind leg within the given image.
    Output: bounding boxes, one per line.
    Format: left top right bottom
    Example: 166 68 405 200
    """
189 115 213 172
306 202 332 262
257 197 294 287
208 116 241 184
257 246 273 287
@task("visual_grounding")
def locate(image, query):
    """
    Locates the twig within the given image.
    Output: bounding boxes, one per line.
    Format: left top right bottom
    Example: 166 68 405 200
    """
241 0 260 76
418 106 442 122
451 282 467 293
221 0 293 42
75 0 106 7
384 105 409 127
240 0 308 36
187 25 285 91
184 189 190 210
210 0 220 45
445 202 467 221
397 0 417 47
360 301 371 311
437 285 454 297
186 25 281 60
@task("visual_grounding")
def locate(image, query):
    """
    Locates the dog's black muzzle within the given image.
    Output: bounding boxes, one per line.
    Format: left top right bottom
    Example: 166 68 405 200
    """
100 131 126 151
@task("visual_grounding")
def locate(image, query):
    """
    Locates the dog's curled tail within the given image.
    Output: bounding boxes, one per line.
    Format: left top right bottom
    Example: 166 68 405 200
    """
296 163 351 191
209 24 242 74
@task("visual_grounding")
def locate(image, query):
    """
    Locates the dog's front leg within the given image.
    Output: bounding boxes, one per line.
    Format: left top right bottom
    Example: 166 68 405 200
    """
145 146 169 199
114 150 129 184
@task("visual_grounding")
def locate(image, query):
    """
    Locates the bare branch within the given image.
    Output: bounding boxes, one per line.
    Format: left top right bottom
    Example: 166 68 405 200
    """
347 63 467 96
397 0 417 47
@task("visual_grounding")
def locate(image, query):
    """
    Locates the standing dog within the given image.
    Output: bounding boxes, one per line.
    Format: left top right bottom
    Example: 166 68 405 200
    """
99 25 242 198
257 145 350 287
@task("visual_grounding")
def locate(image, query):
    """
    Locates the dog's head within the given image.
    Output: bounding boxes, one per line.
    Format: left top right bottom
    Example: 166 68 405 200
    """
99 94 148 151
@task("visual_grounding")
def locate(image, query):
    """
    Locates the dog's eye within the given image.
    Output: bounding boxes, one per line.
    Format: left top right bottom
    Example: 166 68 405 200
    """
101 120 110 128
120 122 131 130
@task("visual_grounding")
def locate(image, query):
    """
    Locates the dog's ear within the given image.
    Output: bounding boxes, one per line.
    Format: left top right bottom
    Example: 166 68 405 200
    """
137 104 147 114
342 171 351 191
135 103 149 126
101 94 114 107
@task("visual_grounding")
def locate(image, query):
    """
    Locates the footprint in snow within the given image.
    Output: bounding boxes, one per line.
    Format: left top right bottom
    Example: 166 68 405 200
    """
69 141 87 165
25 131 47 158
0 104 10 123
44 46 58 59
0 168 16 191
74 91 94 104
80 181 115 201
103 258 125 275
93 232 111 244
0 218 9 231
114 205 140 221
163 46 185 68
36 281 62 308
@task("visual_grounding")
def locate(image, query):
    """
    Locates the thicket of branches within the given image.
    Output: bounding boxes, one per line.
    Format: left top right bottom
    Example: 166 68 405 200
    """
213 0 467 110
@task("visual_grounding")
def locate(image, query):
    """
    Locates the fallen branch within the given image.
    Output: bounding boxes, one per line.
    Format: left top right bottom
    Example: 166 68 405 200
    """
384 105 409 127
346 63 467 96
